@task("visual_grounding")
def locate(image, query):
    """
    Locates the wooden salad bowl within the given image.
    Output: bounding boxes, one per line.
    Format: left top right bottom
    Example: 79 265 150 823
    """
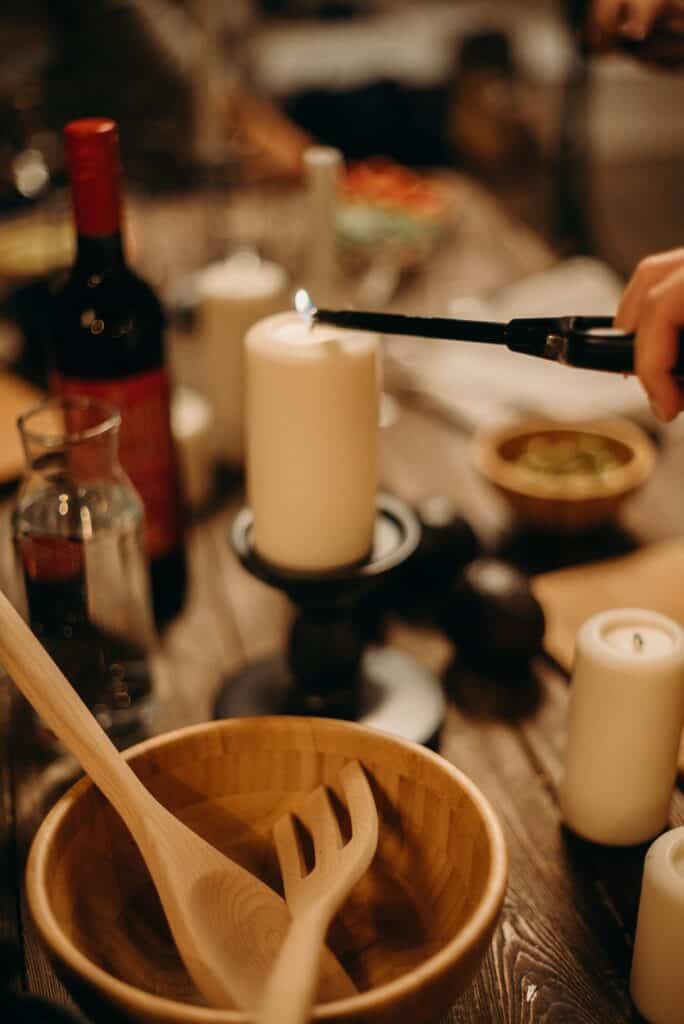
26 716 507 1024
473 416 656 531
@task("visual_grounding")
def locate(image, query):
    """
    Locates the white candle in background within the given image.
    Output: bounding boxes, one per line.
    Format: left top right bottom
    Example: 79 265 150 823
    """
196 253 288 466
171 386 213 511
560 609 684 846
303 146 342 307
246 310 379 572
630 827 684 1024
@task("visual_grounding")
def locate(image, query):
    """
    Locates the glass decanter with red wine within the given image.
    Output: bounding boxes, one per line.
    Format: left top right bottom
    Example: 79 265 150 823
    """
12 397 157 747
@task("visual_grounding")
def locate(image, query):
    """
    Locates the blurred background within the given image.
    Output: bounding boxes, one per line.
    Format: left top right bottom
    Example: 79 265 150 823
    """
2 0 684 396
2 0 684 266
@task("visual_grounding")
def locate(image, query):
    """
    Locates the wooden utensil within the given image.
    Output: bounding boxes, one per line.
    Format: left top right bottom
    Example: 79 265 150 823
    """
0 589 355 1011
259 759 379 1024
27 716 507 1024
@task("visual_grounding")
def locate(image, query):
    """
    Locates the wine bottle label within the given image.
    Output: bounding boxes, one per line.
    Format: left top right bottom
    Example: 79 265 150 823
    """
54 369 182 559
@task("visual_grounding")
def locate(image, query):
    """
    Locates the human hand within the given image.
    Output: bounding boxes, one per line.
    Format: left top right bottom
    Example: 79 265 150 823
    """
586 0 684 63
614 248 684 420
589 0 670 42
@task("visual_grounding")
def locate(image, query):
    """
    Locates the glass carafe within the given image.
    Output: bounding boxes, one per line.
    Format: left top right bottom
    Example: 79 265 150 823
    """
12 396 156 747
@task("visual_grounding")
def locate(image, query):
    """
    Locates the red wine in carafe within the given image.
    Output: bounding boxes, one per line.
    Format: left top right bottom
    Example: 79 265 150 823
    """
14 484 154 742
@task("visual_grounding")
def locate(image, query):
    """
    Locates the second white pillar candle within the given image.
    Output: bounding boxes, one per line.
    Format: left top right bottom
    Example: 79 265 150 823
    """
560 608 684 846
196 254 289 466
246 311 380 572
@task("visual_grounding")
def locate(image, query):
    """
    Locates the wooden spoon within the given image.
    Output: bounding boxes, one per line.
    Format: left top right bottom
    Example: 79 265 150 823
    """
259 760 378 1024
0 589 356 1011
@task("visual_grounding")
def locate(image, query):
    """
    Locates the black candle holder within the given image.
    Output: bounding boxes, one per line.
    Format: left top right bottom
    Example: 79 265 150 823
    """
213 493 446 746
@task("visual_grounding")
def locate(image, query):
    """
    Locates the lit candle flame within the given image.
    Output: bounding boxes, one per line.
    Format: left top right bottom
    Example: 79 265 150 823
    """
633 632 644 652
294 289 316 321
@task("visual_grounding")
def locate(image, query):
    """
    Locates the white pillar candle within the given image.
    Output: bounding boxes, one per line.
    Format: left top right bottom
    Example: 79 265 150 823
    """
246 310 379 572
303 146 342 307
560 609 684 846
196 253 289 466
631 827 684 1023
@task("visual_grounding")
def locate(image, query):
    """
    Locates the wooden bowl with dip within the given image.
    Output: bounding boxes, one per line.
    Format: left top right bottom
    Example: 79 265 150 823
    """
26 716 507 1024
473 417 656 531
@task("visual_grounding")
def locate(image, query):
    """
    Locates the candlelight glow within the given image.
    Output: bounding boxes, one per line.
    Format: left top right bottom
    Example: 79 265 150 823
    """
294 288 316 320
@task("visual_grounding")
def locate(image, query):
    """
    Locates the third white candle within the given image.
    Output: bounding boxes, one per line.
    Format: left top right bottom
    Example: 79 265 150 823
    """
631 826 684 1023
560 608 684 846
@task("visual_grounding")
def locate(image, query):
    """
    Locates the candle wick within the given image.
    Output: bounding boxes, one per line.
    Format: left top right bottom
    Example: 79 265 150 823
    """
633 632 644 651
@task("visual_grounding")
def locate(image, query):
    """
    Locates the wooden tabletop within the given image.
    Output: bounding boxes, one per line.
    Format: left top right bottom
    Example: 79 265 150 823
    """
2 178 683 1022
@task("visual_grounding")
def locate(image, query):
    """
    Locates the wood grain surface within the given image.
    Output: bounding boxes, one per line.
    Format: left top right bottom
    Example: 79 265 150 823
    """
1 181 679 1023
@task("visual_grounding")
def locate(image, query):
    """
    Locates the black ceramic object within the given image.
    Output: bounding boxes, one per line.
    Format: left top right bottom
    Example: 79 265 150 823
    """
388 496 481 622
444 557 545 669
411 496 481 581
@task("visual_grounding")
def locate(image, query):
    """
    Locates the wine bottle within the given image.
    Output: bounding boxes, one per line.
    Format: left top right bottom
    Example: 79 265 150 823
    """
51 117 186 627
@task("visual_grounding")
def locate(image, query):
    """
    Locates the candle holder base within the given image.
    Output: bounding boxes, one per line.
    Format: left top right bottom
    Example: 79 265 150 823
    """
213 494 446 746
214 647 445 748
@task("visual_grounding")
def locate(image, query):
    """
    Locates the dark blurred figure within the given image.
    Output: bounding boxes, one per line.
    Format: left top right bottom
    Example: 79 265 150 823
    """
443 29 538 183
0 0 310 199
42 0 196 186
285 27 535 173
2 0 196 191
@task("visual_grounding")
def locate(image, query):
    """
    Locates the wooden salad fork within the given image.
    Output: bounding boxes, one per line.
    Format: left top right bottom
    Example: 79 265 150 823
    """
259 760 379 1024
0 589 356 1012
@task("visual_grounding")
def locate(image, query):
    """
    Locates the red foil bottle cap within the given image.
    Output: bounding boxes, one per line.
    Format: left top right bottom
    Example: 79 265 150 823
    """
64 118 122 238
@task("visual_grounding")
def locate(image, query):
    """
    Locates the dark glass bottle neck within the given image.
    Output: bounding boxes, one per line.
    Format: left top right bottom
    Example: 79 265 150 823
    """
75 232 126 275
